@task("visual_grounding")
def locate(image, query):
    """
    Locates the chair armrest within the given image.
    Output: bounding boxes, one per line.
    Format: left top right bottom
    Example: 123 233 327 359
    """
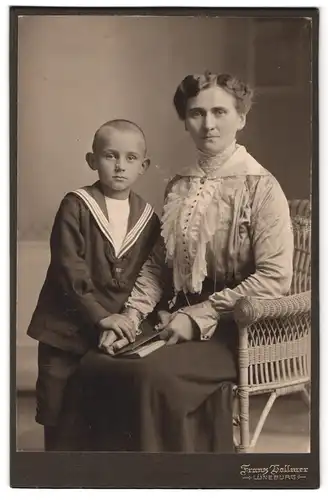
234 291 311 327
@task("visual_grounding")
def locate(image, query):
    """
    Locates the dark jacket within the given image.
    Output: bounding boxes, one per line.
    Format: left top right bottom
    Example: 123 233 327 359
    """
27 182 160 354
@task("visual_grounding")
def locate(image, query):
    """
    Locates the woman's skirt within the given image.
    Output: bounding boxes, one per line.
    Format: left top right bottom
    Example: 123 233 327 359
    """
73 320 238 453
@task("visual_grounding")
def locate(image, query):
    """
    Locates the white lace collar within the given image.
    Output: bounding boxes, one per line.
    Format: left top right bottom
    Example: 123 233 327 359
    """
176 145 266 179
197 140 237 175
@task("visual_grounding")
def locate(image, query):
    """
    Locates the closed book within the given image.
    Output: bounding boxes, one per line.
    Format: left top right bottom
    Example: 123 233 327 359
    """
112 322 165 358
117 339 166 358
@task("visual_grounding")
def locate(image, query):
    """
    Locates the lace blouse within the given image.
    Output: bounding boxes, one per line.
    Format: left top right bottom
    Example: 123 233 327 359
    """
125 144 294 340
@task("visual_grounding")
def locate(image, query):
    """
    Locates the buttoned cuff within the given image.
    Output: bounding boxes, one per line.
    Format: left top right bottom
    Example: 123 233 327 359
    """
179 300 219 340
122 306 145 331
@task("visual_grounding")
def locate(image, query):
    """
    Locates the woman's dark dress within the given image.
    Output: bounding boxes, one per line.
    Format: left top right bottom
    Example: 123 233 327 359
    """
59 286 238 453
80 327 236 453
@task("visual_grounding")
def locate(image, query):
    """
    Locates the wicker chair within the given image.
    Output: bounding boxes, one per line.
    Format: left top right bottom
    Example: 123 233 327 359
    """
233 199 311 453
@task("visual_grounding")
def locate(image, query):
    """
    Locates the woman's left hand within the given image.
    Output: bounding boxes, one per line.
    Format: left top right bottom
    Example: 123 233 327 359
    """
159 313 197 345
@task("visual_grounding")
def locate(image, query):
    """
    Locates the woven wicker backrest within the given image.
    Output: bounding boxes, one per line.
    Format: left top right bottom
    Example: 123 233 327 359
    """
288 199 311 294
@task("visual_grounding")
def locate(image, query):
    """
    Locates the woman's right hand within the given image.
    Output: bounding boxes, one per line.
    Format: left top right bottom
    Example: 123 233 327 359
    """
98 314 136 343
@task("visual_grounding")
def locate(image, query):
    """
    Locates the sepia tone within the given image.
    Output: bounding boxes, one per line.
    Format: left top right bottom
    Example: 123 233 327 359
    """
15 13 313 462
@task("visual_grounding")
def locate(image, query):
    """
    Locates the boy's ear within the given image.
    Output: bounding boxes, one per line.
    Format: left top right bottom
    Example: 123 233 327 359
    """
141 157 150 173
86 152 97 171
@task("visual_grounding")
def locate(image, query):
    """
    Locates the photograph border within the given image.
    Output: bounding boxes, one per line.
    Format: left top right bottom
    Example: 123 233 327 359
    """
10 5 319 489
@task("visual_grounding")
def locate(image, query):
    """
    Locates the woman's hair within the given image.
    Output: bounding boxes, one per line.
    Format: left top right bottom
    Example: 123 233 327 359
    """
173 71 254 120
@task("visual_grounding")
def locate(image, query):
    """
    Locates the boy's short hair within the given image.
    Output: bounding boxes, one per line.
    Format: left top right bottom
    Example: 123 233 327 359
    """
92 119 147 154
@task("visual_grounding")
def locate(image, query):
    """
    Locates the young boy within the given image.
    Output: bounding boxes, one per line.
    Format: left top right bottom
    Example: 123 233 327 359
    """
27 119 161 450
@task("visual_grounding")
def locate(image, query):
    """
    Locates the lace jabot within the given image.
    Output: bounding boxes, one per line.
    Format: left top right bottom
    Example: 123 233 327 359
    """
161 141 240 293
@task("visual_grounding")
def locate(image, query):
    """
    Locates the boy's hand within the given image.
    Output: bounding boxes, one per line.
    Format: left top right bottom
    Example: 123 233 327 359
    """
111 337 129 353
99 330 117 351
98 314 136 343
98 331 130 356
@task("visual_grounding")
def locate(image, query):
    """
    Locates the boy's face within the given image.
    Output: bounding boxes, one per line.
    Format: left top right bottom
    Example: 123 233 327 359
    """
87 126 149 198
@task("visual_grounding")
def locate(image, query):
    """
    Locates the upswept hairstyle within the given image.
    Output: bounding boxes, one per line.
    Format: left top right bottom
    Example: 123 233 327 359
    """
173 71 254 120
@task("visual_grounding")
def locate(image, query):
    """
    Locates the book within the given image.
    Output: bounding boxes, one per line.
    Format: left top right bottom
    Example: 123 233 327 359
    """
116 339 166 359
112 324 166 358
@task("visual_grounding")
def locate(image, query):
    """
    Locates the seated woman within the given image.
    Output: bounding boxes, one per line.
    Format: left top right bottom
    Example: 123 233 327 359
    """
65 71 294 453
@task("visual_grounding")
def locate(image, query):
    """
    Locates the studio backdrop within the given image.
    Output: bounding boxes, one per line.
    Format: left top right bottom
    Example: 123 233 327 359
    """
16 15 312 390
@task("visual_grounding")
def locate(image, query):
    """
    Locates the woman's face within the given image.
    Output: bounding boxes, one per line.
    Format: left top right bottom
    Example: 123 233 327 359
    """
185 86 246 154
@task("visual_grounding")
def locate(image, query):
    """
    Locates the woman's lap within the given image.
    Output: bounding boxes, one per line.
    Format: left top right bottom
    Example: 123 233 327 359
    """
81 336 236 379
78 323 237 416
64 322 238 452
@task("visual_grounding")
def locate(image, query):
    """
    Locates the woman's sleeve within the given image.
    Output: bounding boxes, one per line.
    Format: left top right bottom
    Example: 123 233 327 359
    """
50 194 110 325
123 177 181 319
180 176 294 340
124 235 167 317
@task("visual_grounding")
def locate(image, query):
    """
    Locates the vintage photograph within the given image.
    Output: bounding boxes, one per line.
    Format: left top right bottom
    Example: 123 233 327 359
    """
12 7 318 488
